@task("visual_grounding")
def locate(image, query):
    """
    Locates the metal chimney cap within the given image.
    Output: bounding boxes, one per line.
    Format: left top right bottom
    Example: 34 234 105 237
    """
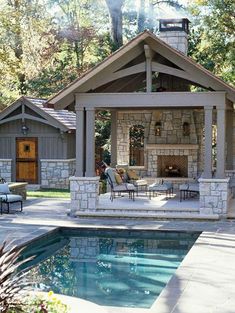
159 18 190 34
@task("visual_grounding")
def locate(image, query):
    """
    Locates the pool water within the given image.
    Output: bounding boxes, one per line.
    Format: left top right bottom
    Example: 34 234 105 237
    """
23 229 199 308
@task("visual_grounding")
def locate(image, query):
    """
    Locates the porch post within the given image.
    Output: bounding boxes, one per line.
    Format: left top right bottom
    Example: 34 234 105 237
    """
85 107 96 176
226 108 233 170
216 106 226 178
144 45 152 92
203 106 213 178
75 106 85 176
111 110 117 167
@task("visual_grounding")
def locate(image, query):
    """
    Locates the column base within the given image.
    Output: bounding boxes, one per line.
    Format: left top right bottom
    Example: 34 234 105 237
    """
199 178 231 216
69 176 100 217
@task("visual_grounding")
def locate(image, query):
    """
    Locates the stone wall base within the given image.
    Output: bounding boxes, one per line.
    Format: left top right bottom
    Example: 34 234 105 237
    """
0 159 12 182
199 178 231 216
70 176 100 217
41 159 75 189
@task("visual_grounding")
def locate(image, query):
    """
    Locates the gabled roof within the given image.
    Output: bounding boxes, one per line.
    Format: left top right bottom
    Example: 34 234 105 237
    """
26 97 76 130
48 30 235 109
0 96 76 131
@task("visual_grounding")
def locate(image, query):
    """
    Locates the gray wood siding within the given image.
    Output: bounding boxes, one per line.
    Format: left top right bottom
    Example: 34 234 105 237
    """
66 133 76 158
0 137 13 158
39 136 65 159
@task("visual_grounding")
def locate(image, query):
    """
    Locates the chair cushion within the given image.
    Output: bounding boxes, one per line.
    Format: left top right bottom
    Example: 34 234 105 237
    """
0 194 22 202
0 183 10 194
114 173 123 185
113 183 136 192
127 170 139 180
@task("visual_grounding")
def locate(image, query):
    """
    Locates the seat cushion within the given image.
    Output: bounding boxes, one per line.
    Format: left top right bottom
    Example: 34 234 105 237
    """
113 183 136 192
0 194 22 202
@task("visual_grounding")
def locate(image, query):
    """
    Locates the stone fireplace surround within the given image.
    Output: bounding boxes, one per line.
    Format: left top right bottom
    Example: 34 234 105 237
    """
146 144 199 178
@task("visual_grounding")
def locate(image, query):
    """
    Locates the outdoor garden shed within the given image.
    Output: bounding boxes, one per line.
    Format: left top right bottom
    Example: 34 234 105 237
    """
0 96 76 189
47 18 235 218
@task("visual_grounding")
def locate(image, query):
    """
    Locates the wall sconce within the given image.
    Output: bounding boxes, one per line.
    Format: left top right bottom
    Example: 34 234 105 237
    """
155 121 162 136
60 130 65 139
21 124 29 135
183 122 190 136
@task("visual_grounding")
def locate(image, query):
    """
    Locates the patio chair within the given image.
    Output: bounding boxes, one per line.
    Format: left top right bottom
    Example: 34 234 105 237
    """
105 167 136 201
179 182 199 201
0 183 23 214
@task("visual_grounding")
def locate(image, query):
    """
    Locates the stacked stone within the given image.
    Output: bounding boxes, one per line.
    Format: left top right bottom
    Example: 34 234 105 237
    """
41 159 75 189
159 31 188 54
70 176 100 217
117 112 151 165
199 178 231 216
147 147 198 178
0 159 12 182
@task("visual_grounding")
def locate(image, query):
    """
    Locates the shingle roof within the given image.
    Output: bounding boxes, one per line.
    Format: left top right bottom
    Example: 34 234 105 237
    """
26 97 76 130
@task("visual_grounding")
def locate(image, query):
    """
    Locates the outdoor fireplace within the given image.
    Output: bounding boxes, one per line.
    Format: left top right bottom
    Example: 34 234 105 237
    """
157 155 188 177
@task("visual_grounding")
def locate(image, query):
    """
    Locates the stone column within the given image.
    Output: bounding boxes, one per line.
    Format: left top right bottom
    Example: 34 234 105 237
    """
216 107 226 178
75 106 85 177
110 110 117 167
226 108 233 170
85 107 95 176
203 106 213 178
70 176 100 217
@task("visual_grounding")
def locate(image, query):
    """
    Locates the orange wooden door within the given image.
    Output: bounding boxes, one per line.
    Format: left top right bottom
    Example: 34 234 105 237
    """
16 138 38 183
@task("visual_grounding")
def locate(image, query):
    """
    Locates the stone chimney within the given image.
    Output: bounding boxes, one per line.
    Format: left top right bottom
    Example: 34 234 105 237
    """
158 18 190 55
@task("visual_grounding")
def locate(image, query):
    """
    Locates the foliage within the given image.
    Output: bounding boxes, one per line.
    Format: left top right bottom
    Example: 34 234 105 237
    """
0 241 33 313
12 291 68 313
188 0 235 85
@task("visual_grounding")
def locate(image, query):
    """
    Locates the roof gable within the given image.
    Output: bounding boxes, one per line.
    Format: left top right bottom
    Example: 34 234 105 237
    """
0 96 76 131
48 30 235 109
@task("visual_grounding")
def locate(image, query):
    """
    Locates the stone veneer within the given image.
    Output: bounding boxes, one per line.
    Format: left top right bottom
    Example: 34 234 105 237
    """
0 159 12 182
41 159 76 189
146 144 198 178
117 110 204 178
199 178 231 216
70 176 100 217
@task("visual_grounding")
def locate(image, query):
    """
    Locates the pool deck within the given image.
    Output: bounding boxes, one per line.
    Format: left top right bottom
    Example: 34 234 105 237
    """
1 197 235 313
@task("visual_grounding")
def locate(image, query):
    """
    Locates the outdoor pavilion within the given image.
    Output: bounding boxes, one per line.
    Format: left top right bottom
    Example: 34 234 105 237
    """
48 29 235 218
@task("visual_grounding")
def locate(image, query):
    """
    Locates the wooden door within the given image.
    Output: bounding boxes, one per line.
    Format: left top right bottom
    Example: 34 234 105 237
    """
16 138 38 183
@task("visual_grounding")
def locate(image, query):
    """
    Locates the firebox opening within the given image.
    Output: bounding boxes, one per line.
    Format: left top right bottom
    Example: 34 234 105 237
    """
158 156 188 177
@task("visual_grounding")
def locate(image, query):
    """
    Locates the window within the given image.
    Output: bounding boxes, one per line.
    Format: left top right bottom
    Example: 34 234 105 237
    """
129 125 144 166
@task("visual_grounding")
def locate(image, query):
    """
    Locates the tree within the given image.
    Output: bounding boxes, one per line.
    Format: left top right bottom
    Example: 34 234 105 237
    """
105 0 125 50
188 0 235 85
0 0 56 105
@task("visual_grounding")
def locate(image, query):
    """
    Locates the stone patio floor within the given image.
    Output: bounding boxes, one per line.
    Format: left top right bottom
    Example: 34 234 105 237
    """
1 197 235 313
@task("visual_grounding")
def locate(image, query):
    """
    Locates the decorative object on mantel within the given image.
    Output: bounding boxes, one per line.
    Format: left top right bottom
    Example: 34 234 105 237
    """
183 122 190 136
155 121 162 136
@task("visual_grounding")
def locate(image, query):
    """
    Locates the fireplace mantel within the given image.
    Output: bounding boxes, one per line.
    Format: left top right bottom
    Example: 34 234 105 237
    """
146 144 199 150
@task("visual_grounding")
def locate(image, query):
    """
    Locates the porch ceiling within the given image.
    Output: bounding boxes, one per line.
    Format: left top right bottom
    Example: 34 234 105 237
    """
75 91 226 109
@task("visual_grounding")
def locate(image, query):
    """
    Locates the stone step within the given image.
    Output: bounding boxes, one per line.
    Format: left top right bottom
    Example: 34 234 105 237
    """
96 207 199 214
75 211 219 220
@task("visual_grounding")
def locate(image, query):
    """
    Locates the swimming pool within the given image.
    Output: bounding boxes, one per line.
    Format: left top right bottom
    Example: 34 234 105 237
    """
23 229 199 308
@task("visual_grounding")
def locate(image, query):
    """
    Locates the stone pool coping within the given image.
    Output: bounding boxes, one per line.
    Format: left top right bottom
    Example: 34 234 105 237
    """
1 197 235 313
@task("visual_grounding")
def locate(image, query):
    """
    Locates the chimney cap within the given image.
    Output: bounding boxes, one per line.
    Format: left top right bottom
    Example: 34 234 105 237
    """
159 18 190 34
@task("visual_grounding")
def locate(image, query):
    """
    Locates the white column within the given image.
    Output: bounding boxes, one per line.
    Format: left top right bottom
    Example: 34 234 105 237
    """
226 108 233 170
75 106 85 176
86 107 96 176
203 106 213 178
111 110 117 167
216 107 226 178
